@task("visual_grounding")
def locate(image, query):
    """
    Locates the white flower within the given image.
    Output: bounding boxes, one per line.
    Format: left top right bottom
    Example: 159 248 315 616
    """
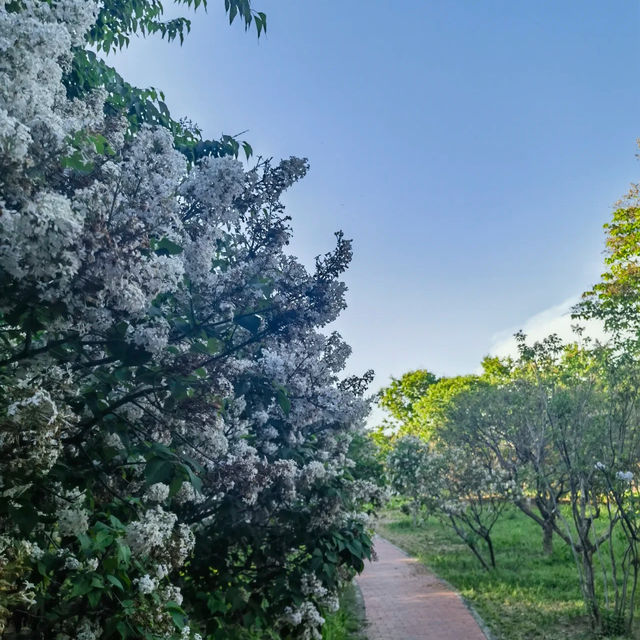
125 506 177 559
178 155 244 224
104 432 124 450
156 563 169 579
144 483 170 504
136 574 157 595
86 558 99 571
174 481 199 505
0 3 374 635
75 618 101 640
57 506 89 537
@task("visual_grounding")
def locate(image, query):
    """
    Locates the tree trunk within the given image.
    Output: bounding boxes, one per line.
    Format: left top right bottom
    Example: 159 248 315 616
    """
485 534 497 568
542 518 554 556
582 550 601 632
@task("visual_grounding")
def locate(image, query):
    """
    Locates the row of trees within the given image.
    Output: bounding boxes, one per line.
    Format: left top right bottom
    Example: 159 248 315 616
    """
0 2 376 639
379 177 640 637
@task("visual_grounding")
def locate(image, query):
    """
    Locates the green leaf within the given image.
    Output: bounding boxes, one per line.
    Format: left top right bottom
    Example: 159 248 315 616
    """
87 589 102 608
61 151 94 174
109 514 125 529
70 575 93 597
95 529 114 551
206 337 221 354
180 463 203 493
346 539 363 557
9 501 38 535
228 2 238 24
105 339 152 366
167 601 187 630
190 341 209 355
91 575 105 588
116 621 130 639
235 314 261 334
116 542 131 567
154 237 183 256
145 458 173 485
121 599 135 615
106 574 124 591
207 594 227 613
276 387 292 416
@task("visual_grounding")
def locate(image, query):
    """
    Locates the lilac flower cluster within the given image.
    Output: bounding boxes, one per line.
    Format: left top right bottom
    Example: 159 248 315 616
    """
0 2 376 638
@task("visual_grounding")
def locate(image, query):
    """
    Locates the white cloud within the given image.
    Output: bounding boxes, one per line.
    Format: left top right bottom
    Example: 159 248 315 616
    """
488 294 607 360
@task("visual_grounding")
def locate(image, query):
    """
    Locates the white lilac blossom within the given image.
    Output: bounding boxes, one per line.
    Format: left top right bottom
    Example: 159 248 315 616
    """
178 155 245 224
75 618 102 640
616 471 634 483
125 506 178 558
162 584 184 607
103 432 124 451
174 481 202 505
143 483 171 504
63 556 81 570
86 558 99 572
155 563 169 579
136 574 157 595
0 2 374 638
281 601 325 640
57 506 89 538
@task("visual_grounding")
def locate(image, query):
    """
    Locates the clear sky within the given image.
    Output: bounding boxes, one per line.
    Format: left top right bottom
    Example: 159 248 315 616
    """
110 0 640 391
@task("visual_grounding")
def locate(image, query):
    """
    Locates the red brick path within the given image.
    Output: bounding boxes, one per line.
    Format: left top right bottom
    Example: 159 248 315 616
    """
356 537 488 640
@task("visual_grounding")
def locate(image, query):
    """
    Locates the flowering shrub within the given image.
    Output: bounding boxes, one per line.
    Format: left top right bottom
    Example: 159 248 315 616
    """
435 445 517 570
386 436 444 524
0 2 375 638
386 435 514 570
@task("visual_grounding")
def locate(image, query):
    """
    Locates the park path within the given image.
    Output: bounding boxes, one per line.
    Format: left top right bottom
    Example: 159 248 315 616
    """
356 537 488 640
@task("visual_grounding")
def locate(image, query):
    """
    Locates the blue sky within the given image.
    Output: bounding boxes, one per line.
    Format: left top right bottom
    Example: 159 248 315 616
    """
110 0 640 391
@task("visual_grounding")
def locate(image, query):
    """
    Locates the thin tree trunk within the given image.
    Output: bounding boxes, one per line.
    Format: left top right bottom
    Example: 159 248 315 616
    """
542 518 554 556
467 541 491 572
582 549 601 631
485 534 496 568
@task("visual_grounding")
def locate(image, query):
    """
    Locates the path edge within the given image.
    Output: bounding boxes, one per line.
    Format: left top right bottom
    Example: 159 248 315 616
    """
351 578 368 637
372 536 497 640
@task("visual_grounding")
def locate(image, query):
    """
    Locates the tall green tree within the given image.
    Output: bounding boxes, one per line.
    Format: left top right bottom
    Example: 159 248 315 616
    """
578 175 640 341
378 369 437 425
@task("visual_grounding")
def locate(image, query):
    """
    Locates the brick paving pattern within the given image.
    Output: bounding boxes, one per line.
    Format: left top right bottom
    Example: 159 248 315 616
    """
356 537 487 640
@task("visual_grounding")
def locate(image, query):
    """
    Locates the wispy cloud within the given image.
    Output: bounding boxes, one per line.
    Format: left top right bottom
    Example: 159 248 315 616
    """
488 295 607 360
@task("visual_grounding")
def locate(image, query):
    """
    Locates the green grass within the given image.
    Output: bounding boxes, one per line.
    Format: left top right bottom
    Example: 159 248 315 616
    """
377 504 637 640
322 582 367 640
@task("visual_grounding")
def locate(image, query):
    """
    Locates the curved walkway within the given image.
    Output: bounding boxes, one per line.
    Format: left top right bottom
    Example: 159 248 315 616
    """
356 537 488 640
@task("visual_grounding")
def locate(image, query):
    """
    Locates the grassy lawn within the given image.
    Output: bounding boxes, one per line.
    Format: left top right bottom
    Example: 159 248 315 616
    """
376 503 638 640
322 582 367 640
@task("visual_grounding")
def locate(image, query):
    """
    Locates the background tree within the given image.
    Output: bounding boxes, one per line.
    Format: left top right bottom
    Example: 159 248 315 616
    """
377 369 437 428
377 370 480 441
578 172 640 343
386 435 513 570
440 348 569 556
